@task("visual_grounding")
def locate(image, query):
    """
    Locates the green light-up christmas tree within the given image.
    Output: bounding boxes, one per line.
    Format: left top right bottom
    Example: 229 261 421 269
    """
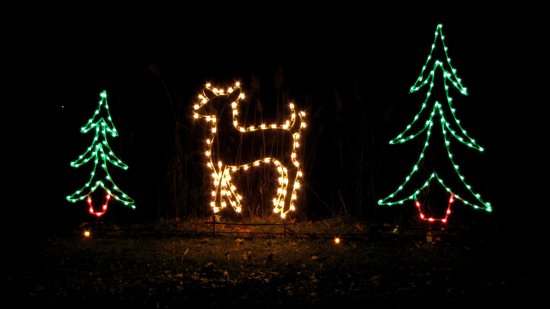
378 24 492 223
66 90 135 217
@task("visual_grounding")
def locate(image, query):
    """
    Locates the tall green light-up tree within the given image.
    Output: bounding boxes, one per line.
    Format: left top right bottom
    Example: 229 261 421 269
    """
67 90 135 217
378 24 492 223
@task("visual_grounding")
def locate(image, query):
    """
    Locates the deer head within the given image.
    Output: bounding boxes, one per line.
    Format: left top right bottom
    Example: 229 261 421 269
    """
193 82 242 120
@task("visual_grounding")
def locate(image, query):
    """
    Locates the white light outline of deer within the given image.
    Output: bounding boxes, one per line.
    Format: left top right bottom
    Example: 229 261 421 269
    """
193 82 307 219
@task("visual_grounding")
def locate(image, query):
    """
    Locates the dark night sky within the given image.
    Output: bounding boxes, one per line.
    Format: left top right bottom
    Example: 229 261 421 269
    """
2 2 547 233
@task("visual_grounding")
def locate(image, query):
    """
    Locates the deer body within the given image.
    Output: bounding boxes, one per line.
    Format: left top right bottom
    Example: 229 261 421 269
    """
193 82 306 218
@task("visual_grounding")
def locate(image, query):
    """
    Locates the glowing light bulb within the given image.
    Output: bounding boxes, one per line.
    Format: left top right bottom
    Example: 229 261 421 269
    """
378 24 491 223
67 91 135 216
193 82 306 220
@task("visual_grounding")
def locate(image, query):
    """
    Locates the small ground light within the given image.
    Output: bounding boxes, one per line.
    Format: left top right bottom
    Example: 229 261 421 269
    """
334 237 341 245
83 230 91 238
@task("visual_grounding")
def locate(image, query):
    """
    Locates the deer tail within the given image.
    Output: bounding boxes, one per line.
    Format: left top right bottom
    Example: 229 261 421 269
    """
288 104 306 134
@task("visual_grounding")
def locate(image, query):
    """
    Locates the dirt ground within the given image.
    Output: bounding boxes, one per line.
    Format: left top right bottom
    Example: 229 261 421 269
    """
2 219 544 308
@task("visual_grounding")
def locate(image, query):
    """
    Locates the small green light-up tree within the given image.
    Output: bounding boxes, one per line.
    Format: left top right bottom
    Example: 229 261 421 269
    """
378 24 492 223
66 90 135 217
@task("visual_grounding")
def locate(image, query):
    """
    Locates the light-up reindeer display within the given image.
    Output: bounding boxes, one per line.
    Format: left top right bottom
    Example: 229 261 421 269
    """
193 82 306 219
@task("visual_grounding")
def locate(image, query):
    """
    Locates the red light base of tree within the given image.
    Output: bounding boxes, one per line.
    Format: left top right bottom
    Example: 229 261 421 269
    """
86 194 111 218
416 194 455 224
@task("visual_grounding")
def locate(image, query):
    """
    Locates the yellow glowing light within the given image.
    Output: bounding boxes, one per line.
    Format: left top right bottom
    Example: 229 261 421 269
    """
83 230 91 238
334 237 341 245
192 82 307 219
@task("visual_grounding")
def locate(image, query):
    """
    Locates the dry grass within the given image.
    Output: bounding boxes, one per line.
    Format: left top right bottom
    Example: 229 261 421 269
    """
3 218 543 308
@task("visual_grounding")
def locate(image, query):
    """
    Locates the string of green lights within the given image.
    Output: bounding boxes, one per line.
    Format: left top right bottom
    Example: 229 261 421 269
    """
378 24 492 223
66 90 135 217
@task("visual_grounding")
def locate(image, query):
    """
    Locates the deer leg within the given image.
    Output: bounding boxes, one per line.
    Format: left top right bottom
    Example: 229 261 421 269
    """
224 168 243 213
283 166 297 213
209 164 226 213
272 160 288 216
218 166 236 211
283 163 302 218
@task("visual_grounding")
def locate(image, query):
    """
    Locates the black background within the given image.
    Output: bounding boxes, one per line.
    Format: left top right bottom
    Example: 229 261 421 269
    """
2 2 546 240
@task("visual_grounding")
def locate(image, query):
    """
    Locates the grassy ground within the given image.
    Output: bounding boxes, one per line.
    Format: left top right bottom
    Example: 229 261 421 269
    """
2 218 544 308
